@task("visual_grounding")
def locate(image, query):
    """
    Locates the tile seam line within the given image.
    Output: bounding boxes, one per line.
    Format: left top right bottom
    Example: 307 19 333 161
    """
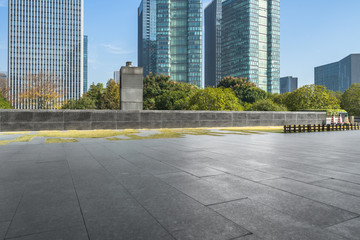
306 182 360 198
258 179 360 220
82 142 177 240
133 148 227 179
3 190 25 239
325 215 360 229
64 143 91 240
99 142 253 238
210 197 354 240
4 226 83 240
200 174 360 226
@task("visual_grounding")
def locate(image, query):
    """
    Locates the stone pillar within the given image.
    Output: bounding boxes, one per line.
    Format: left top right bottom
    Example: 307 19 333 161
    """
120 62 143 110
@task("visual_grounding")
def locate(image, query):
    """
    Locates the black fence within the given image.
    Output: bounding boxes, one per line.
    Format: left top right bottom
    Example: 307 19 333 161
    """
284 124 360 133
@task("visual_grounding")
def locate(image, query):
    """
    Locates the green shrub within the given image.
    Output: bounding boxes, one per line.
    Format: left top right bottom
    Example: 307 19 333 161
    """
246 99 287 111
188 87 243 111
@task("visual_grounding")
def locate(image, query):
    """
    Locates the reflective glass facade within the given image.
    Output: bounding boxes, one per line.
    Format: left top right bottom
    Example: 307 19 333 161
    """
138 0 157 77
315 54 360 92
221 0 280 93
280 76 298 94
83 35 88 93
138 0 202 87
204 0 222 87
8 0 84 109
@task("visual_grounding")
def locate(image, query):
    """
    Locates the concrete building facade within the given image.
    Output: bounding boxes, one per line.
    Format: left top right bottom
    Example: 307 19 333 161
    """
120 62 144 111
138 0 203 87
280 76 298 94
221 0 280 93
8 0 84 109
205 0 223 87
315 54 360 92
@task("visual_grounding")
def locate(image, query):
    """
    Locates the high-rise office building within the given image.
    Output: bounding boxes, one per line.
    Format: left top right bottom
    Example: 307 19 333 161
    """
280 76 298 94
138 0 157 78
315 54 360 92
221 0 280 93
8 0 84 109
83 35 88 94
205 0 222 87
114 71 120 84
138 0 203 88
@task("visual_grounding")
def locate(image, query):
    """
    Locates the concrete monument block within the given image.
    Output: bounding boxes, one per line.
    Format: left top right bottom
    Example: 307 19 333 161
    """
120 62 143 111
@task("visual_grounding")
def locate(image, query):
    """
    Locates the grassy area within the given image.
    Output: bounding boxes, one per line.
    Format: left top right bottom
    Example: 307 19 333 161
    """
219 127 283 133
0 135 36 145
0 127 283 145
45 138 79 144
36 129 139 138
106 128 277 141
0 131 31 136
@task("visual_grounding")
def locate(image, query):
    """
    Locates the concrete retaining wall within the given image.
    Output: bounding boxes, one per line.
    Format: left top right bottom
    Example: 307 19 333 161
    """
0 110 326 132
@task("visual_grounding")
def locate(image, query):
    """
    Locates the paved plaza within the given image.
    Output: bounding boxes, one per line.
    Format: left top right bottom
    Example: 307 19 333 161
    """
1 130 360 240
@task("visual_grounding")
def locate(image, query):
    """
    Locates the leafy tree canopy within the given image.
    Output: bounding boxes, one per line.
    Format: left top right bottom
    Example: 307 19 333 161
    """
100 79 120 110
285 85 340 111
341 83 360 116
62 97 96 110
217 76 267 104
144 74 198 110
0 94 12 109
246 99 287 112
187 87 243 111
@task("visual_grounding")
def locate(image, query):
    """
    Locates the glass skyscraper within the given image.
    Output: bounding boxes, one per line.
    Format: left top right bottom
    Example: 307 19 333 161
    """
8 0 84 109
83 35 88 94
280 76 298 94
138 0 157 78
221 0 280 93
204 0 223 87
315 54 360 92
138 0 203 88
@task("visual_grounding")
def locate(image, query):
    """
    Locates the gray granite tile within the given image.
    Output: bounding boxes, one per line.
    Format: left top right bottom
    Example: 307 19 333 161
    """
157 172 247 206
210 199 348 240
65 145 175 240
327 217 360 240
0 221 9 240
204 175 358 228
262 178 360 214
8 226 88 240
112 173 250 240
5 162 84 239
311 179 360 197
256 166 329 183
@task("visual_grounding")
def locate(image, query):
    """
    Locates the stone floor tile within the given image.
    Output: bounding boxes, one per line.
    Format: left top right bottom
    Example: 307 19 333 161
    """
326 217 360 240
210 198 348 240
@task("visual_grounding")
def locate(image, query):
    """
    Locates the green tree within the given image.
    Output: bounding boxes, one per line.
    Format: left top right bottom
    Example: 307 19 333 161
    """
246 99 287 111
85 83 105 109
0 94 12 109
269 92 291 106
328 90 343 102
144 74 198 110
341 83 360 116
155 83 199 110
100 79 120 109
187 87 243 111
285 85 340 111
217 76 267 104
62 97 96 110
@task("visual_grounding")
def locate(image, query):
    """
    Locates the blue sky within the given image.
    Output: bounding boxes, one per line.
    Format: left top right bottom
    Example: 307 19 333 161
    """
1 0 360 88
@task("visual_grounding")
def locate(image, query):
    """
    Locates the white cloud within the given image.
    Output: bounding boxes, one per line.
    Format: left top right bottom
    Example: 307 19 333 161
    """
101 43 132 55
